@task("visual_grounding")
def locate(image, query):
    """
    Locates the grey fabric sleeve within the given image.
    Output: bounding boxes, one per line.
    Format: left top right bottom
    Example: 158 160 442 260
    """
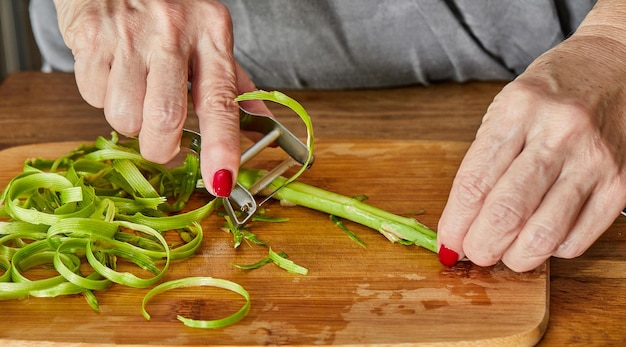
224 0 594 89
29 0 595 89
29 0 74 72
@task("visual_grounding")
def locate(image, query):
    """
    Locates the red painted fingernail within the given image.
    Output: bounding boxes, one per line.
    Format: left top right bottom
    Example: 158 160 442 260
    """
212 169 233 197
438 244 459 267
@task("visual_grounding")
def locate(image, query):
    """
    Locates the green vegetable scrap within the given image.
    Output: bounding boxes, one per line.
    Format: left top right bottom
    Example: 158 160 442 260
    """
330 215 366 248
0 133 211 306
231 249 308 275
142 276 250 329
237 168 438 253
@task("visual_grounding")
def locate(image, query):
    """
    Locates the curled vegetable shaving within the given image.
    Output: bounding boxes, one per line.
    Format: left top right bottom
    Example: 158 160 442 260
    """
231 249 308 275
235 90 314 186
0 133 212 307
142 276 251 329
268 248 308 275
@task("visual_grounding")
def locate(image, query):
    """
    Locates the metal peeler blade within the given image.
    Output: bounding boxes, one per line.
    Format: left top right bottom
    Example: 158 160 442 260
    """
180 107 313 227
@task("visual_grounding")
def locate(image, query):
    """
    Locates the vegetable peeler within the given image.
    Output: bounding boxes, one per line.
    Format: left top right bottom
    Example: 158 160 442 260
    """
181 107 313 227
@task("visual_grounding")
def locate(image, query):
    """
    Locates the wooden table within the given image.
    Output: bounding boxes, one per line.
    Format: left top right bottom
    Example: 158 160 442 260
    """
1 71 624 346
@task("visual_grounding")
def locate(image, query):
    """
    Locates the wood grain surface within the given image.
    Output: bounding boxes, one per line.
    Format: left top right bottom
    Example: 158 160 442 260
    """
0 139 547 346
2 72 626 345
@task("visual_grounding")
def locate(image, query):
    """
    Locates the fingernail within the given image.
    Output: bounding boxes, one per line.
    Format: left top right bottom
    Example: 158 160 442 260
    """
438 244 459 267
212 169 233 197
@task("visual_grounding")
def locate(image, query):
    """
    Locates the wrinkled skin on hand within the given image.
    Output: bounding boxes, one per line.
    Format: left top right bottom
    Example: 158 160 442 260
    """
438 5 626 272
53 0 270 196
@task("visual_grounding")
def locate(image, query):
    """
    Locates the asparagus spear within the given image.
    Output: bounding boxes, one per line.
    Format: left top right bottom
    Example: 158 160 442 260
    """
237 168 438 253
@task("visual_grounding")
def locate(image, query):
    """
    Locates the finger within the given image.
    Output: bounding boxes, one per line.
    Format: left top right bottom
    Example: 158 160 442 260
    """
57 3 111 109
500 170 592 272
554 181 626 260
437 101 527 264
191 25 240 197
103 54 147 137
73 50 111 109
462 145 564 267
138 49 189 164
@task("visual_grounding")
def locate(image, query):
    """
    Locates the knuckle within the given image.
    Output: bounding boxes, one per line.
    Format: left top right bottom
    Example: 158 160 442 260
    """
541 109 594 150
482 81 540 123
139 2 194 54
580 135 615 170
521 222 563 257
62 5 104 50
65 24 105 57
149 1 233 52
195 2 234 47
484 198 526 234
199 1 232 29
143 101 188 134
194 90 238 117
453 173 492 209
66 26 98 52
149 6 187 52
66 11 131 57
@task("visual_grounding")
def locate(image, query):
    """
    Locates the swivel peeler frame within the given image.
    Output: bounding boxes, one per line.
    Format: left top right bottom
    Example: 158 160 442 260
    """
181 107 313 227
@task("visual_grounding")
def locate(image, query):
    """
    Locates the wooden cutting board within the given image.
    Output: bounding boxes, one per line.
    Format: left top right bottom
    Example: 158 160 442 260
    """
0 139 548 346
